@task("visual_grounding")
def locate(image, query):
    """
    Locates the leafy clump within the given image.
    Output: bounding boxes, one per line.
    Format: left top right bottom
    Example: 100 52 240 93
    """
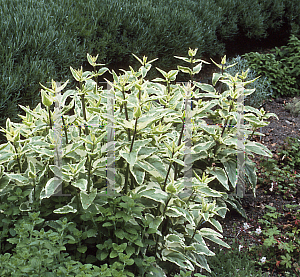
0 49 278 276
284 97 300 117
242 34 300 99
224 55 273 109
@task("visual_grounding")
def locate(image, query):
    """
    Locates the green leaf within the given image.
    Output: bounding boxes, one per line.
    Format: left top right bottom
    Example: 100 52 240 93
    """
207 218 222 233
165 207 184 218
136 186 168 204
207 167 229 191
212 73 223 86
40 178 62 199
199 228 230 249
192 63 202 74
77 245 87 253
156 67 168 78
53 204 77 214
73 178 88 191
120 151 138 167
165 234 184 243
194 83 216 94
134 240 144 247
191 252 212 273
70 66 80 82
223 160 237 189
245 141 272 157
196 186 222 197
130 164 145 185
161 249 194 271
174 56 191 63
177 65 193 75
245 157 257 189
145 264 167 277
80 188 97 210
4 173 29 185
102 222 113 227
152 77 166 82
115 229 125 239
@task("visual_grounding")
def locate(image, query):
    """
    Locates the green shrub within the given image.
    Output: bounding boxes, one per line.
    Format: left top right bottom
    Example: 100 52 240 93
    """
242 34 300 98
0 0 88 144
282 0 300 37
0 49 278 276
4 0 297 146
0 212 119 276
223 55 274 109
284 97 300 117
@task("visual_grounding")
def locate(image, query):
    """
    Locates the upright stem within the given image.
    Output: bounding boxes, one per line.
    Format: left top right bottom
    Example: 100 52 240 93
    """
188 218 206 245
122 89 131 141
94 65 98 87
48 106 52 130
87 142 95 194
220 103 234 138
125 113 139 193
217 64 225 95
154 196 172 256
162 151 174 191
80 85 89 137
13 143 21 173
174 119 184 180
61 115 69 144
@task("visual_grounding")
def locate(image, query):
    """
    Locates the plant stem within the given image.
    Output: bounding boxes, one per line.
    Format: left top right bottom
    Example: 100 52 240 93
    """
12 143 22 173
87 143 95 194
76 188 81 212
154 196 172 256
163 158 173 191
220 103 234 138
80 93 89 136
217 64 224 95
48 106 52 130
122 89 131 141
188 218 205 245
174 119 184 180
125 115 139 193
61 115 69 144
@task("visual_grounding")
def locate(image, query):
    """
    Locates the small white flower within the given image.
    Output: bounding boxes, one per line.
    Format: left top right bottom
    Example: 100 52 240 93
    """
255 227 262 235
270 182 274 192
239 245 243 252
243 222 251 230
260 257 266 264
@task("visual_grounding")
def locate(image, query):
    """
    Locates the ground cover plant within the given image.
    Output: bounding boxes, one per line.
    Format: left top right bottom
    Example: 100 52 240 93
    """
256 136 300 201
0 49 278 276
207 202 300 277
202 133 300 277
284 97 300 117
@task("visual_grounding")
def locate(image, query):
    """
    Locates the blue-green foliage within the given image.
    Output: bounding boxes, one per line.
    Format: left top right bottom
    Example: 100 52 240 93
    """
224 55 273 109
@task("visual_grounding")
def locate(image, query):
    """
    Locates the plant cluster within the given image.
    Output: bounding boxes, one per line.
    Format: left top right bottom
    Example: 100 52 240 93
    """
2 0 299 145
0 48 278 276
242 34 300 99
214 204 300 277
218 55 273 109
256 136 300 200
284 97 300 117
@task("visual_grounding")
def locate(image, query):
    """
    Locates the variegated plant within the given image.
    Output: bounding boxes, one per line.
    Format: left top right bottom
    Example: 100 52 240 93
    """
0 49 278 275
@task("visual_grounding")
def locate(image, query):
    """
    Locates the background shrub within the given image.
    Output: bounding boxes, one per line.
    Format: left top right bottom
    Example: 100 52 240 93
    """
242 34 300 98
1 0 299 145
224 55 274 109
